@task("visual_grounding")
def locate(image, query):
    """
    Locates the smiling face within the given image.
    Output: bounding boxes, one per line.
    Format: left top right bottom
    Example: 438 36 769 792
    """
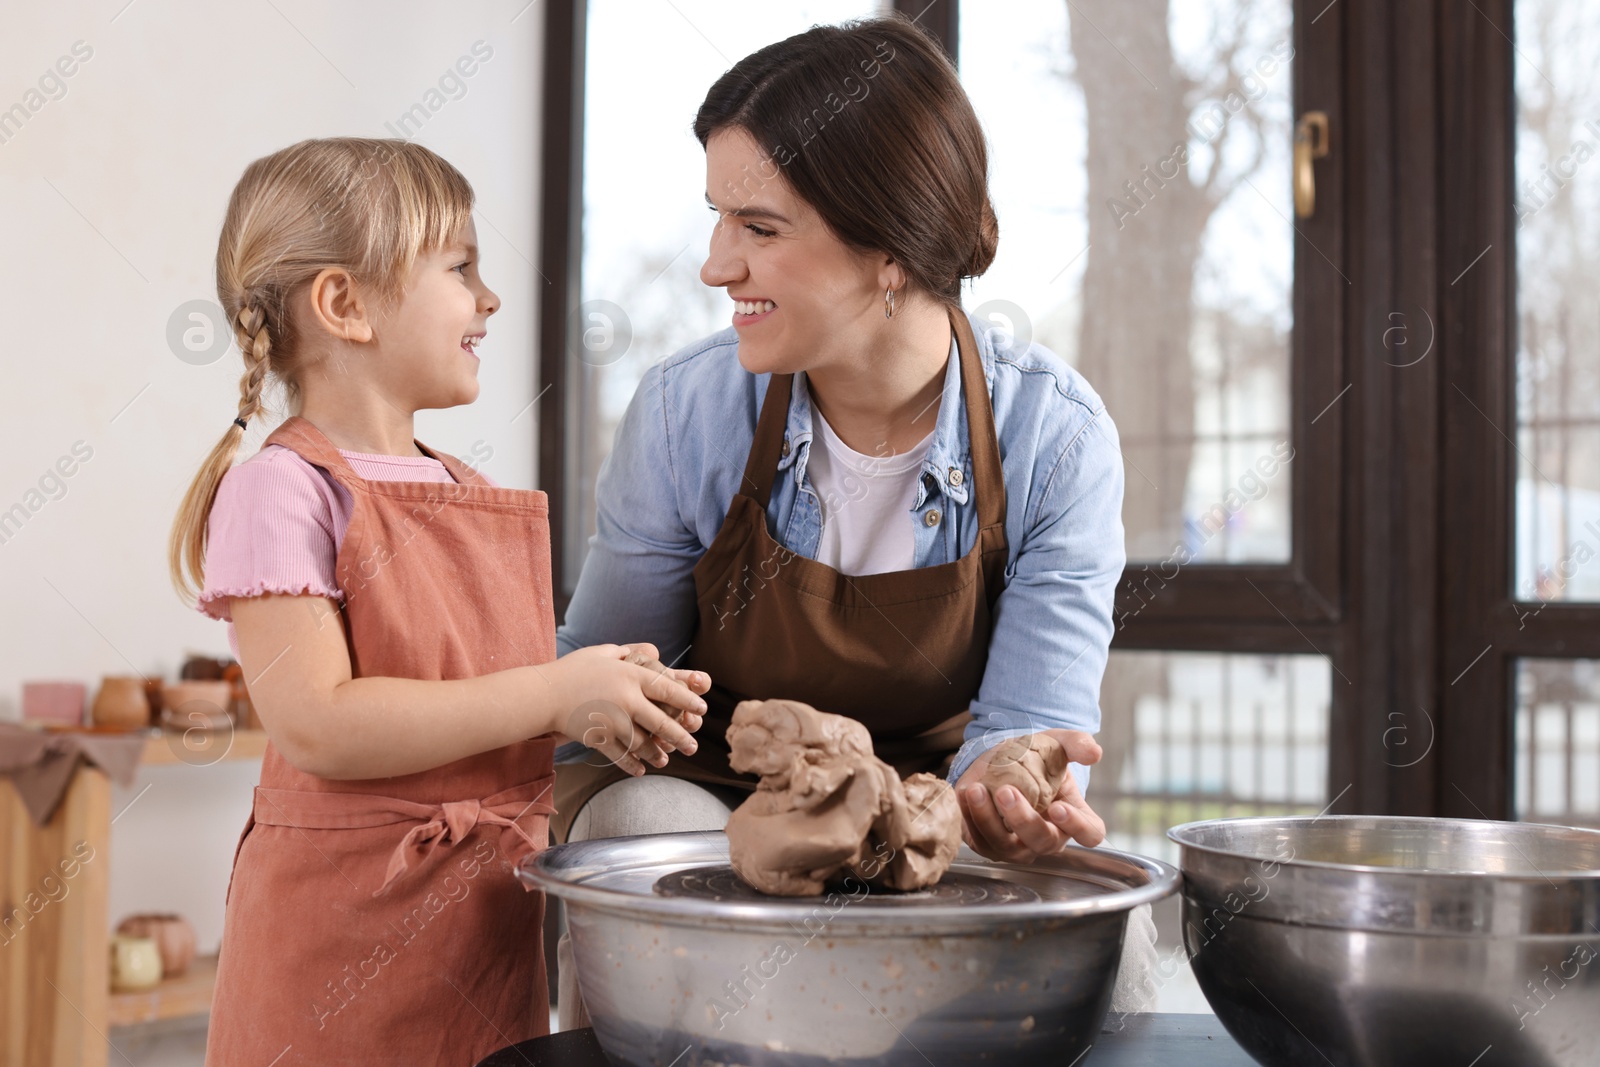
365 219 499 411
700 127 896 376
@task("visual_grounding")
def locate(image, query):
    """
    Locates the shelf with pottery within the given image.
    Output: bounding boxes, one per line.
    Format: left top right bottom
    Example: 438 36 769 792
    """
107 951 220 1026
141 727 270 765
2 673 269 1067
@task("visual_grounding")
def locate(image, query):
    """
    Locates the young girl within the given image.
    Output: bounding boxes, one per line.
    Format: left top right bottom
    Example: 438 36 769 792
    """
169 137 708 1066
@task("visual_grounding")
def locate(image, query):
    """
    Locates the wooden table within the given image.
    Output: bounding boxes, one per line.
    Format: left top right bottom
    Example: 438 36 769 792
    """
1 729 269 1067
476 1014 1255 1065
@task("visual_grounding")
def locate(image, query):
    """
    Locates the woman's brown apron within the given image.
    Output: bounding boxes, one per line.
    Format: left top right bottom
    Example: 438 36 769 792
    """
206 417 558 1067
553 305 1008 841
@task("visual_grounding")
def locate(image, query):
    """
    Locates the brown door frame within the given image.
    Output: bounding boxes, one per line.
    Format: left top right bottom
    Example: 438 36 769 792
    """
538 0 585 613
891 0 957 56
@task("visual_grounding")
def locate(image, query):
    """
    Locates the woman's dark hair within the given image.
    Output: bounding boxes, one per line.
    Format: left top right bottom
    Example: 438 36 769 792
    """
694 15 997 306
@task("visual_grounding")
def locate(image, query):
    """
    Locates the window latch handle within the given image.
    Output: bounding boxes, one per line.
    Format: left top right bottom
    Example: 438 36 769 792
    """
1294 111 1331 218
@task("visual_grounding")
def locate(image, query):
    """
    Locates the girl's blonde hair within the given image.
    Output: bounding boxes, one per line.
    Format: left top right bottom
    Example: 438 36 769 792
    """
168 137 475 604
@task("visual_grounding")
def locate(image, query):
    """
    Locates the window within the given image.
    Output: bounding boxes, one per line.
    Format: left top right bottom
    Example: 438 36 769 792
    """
962 0 1296 564
1100 651 1330 862
1513 0 1600 605
1516 659 1600 827
559 0 881 587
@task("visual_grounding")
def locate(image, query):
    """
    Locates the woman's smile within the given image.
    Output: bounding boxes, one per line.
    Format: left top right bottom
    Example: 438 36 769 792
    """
731 298 776 327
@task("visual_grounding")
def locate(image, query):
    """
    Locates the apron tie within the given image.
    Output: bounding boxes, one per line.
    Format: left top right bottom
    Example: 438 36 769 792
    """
378 795 548 896
251 776 557 898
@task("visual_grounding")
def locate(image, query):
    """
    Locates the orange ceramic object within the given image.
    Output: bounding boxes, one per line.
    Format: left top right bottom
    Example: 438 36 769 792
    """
160 680 232 724
91 677 150 730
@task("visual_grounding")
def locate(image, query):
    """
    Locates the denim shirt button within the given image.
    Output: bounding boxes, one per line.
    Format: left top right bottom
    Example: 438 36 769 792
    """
923 507 942 528
782 437 791 458
948 467 964 487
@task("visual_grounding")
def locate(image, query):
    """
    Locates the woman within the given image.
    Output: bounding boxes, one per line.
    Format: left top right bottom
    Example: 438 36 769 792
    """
554 14 1157 1023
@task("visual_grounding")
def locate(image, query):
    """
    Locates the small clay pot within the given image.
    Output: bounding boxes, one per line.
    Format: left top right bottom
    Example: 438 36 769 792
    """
91 677 150 730
115 914 196 978
160 681 233 729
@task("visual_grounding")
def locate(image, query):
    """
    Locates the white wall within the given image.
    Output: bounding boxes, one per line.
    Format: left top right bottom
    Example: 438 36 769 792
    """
0 0 543 959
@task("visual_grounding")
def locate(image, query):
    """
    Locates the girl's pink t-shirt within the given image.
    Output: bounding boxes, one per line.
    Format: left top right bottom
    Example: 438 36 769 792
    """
198 444 498 659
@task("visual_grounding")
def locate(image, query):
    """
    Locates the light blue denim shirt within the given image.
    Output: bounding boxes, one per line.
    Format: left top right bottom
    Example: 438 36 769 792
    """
556 309 1126 792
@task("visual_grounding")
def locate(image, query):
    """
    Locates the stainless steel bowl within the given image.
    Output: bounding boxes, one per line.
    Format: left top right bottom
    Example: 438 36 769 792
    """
520 830 1177 1066
1168 815 1600 1067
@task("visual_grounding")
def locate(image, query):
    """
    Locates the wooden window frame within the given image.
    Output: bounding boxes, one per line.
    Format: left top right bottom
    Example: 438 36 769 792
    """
537 0 585 612
1438 0 1600 819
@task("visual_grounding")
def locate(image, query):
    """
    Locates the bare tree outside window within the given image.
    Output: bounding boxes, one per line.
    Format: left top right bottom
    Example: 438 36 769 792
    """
964 0 1310 873
965 0 1293 568
1071 0 1293 566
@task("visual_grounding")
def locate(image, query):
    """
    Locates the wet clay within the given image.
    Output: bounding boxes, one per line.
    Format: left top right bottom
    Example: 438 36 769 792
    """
979 733 1070 816
723 699 962 896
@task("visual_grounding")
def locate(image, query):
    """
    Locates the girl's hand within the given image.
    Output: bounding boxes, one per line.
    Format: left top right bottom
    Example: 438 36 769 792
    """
954 729 1106 863
547 643 708 777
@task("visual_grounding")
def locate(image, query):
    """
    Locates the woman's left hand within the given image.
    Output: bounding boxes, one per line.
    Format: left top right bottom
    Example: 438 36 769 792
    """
954 729 1106 862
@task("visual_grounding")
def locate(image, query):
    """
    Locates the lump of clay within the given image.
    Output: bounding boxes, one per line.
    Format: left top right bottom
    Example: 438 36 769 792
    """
980 733 1070 816
723 699 962 896
874 770 962 890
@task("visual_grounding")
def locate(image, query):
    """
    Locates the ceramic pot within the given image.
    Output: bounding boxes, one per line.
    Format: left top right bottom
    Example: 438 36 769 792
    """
160 680 233 730
143 676 165 718
109 935 164 991
179 655 230 681
91 677 150 730
115 914 196 977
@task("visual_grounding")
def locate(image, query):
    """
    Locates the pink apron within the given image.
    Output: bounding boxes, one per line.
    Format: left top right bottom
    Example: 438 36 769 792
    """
206 417 557 1066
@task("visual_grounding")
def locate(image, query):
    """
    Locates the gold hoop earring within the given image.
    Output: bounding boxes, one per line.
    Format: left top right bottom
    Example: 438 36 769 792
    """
884 286 896 320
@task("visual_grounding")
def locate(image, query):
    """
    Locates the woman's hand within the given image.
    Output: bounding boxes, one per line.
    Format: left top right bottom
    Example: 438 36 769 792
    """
546 642 709 776
954 729 1106 862
613 643 710 767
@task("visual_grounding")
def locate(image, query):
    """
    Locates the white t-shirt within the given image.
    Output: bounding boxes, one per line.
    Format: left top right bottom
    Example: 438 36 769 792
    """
807 406 934 576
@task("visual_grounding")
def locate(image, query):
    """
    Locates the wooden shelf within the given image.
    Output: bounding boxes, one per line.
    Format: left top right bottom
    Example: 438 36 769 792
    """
108 953 217 1027
4 739 260 1065
140 729 269 766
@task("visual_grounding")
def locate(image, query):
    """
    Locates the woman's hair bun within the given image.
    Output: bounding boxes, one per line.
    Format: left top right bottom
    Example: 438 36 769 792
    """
966 197 999 279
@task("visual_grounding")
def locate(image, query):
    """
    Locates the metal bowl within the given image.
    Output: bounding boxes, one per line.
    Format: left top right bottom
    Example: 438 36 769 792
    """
520 830 1177 1066
1168 815 1600 1067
